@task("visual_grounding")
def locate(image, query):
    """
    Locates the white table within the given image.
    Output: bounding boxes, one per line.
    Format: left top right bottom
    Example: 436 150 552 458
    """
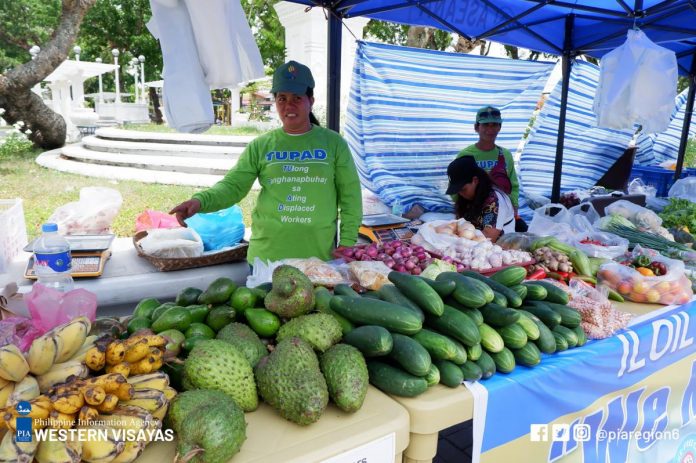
0 238 250 317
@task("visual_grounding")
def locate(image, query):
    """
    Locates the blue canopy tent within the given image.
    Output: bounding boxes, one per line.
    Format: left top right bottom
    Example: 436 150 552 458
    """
283 0 696 201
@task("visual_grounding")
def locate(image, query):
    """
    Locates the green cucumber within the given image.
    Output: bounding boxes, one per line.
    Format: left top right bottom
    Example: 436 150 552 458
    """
334 284 361 298
511 285 528 301
420 277 457 298
412 329 460 361
378 285 424 322
460 271 522 308
450 340 468 365
436 272 493 309
315 288 354 335
466 343 483 361
553 331 569 351
522 283 548 301
533 281 570 305
435 360 464 388
542 302 582 328
573 325 587 347
388 271 444 316
478 323 504 353
342 325 393 357
389 333 432 377
459 361 483 381
491 291 508 307
445 298 484 326
479 303 520 327
330 296 422 335
424 363 440 387
489 266 528 287
553 325 578 348
366 361 428 397
475 350 496 379
512 342 541 367
497 323 528 349
521 302 562 328
424 305 481 347
363 291 382 299
490 347 516 373
516 313 540 341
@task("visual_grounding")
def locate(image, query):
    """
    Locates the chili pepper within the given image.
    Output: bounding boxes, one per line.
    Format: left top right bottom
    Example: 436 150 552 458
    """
527 268 547 280
545 272 565 282
567 272 577 280
556 271 570 281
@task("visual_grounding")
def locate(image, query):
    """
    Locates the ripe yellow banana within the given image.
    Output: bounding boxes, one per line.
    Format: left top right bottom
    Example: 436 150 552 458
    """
0 382 15 408
105 362 130 378
67 335 98 363
126 371 169 391
120 388 167 414
110 441 145 463
6 376 40 407
0 430 39 463
162 386 177 402
77 405 99 427
52 317 92 363
85 346 106 372
27 335 59 376
52 391 85 415
36 361 89 394
95 394 119 413
48 410 76 430
123 339 149 364
83 386 106 406
113 383 134 402
0 344 30 382
80 427 125 463
35 439 82 463
105 341 126 366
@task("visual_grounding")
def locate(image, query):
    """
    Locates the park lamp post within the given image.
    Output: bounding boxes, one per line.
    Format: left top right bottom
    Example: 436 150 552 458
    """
112 49 120 104
73 45 81 62
127 58 139 104
95 57 104 104
29 45 40 60
138 55 146 104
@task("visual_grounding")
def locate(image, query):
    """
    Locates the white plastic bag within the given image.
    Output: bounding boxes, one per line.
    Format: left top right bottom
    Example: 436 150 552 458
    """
604 200 663 231
572 231 629 259
527 203 576 241
48 187 123 235
669 177 696 202
628 177 657 198
568 203 600 228
139 227 204 258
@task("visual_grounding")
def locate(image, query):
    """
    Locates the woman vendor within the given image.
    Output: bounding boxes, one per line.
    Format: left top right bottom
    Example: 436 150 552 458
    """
445 155 515 242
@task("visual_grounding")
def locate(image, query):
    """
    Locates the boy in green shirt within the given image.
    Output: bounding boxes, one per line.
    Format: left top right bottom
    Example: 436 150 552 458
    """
170 61 363 263
456 106 519 209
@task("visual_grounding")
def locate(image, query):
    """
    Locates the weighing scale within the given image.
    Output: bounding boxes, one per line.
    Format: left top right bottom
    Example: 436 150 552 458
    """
23 234 115 279
358 213 421 243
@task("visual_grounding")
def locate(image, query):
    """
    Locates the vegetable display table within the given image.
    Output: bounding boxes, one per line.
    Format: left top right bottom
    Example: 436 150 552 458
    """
135 386 410 463
390 299 687 463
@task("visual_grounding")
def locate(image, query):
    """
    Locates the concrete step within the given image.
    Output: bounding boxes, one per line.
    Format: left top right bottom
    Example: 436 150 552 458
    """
36 149 225 187
95 127 255 147
81 135 245 158
61 145 235 175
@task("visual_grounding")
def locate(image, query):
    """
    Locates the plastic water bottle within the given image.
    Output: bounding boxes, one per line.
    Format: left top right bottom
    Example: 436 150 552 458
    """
33 223 74 292
392 199 404 217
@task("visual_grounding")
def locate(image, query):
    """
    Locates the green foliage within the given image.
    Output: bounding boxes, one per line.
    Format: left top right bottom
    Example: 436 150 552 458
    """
659 198 696 233
241 0 285 70
364 20 451 51
685 138 696 168
0 131 35 158
0 0 61 71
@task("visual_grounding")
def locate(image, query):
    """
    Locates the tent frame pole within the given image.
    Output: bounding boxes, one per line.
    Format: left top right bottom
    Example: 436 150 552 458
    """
551 14 575 203
674 53 696 181
327 8 342 132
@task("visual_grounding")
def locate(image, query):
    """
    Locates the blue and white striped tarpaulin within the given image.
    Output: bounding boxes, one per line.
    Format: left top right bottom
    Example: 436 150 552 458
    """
635 89 696 166
345 41 554 212
519 60 637 200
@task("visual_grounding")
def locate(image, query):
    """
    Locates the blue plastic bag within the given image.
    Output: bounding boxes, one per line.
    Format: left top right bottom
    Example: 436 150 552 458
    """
185 205 245 251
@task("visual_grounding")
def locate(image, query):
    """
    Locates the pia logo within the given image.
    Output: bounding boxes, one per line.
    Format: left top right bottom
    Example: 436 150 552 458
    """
16 401 31 415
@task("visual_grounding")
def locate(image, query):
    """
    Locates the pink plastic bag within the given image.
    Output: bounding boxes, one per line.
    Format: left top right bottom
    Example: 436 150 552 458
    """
0 316 43 351
135 210 181 232
25 284 97 333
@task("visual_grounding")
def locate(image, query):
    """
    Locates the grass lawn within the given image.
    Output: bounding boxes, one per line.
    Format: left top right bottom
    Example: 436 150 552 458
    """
0 148 259 241
123 122 269 136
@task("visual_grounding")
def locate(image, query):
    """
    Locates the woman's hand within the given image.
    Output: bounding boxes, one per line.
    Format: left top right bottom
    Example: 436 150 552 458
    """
482 226 502 242
169 199 202 226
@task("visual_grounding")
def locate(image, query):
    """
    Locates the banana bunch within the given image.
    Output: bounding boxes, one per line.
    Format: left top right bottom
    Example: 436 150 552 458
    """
80 425 126 463
0 430 39 463
86 334 167 377
0 344 30 382
26 317 91 376
35 440 82 463
1 395 52 432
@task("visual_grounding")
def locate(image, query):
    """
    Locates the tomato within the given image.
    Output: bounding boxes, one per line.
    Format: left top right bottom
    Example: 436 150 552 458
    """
645 290 661 303
617 281 632 295
632 281 649 294
629 292 647 303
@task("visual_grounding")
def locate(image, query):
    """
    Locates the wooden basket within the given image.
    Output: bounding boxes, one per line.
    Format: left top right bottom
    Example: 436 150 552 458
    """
133 231 248 272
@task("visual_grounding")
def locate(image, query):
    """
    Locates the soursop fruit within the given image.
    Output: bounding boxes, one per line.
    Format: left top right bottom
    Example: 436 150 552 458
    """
254 337 328 425
320 344 369 413
264 265 315 318
276 313 342 352
216 322 268 367
184 339 258 412
176 403 246 463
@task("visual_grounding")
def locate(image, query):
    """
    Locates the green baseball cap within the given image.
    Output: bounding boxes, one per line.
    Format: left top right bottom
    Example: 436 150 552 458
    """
271 60 315 95
476 106 503 124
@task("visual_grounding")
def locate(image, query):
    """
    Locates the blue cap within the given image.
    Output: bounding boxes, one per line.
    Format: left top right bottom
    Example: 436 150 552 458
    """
42 223 58 232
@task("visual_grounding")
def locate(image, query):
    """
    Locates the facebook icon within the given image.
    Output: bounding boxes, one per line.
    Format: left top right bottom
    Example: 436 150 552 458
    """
530 424 549 442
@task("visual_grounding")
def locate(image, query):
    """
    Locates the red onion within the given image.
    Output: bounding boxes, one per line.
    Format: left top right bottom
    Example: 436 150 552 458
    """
395 264 407 273
393 241 403 248
404 261 416 270
360 254 372 261
400 247 412 258
412 246 424 253
342 248 354 258
384 259 395 268
415 252 427 261
377 253 388 261
456 263 466 272
366 246 379 258
385 247 395 256
411 267 422 275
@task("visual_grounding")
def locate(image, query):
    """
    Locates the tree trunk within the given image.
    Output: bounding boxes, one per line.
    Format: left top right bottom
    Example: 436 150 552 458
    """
149 87 163 124
0 0 96 149
407 26 437 49
453 36 484 54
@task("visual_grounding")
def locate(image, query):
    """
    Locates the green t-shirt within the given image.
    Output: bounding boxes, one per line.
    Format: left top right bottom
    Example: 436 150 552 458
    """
456 145 519 208
193 126 363 263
